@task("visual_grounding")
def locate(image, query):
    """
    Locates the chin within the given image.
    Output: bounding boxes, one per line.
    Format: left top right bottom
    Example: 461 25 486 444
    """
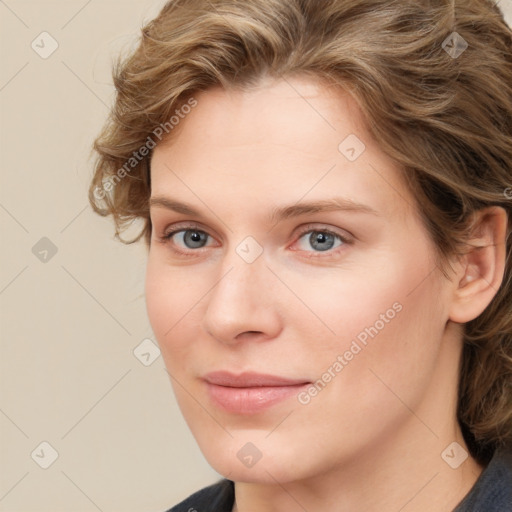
196 435 313 484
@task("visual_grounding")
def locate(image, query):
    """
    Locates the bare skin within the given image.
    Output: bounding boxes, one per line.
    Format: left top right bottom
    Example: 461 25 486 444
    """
146 75 507 512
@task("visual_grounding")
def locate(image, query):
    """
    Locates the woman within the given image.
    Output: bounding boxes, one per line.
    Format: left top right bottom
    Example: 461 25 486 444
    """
89 0 512 510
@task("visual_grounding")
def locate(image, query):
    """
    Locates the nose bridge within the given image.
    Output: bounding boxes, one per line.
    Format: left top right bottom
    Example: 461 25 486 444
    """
215 234 269 302
201 245 280 343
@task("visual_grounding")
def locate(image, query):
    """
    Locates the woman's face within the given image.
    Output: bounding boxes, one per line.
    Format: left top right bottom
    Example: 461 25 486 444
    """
146 76 456 484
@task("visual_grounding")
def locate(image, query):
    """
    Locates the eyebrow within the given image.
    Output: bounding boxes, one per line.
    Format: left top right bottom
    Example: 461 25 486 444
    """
149 195 379 223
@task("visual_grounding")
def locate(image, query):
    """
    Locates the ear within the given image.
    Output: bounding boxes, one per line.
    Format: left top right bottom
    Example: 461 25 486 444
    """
448 206 508 324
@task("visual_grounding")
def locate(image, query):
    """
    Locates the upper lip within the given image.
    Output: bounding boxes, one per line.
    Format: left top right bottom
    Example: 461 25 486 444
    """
203 371 310 388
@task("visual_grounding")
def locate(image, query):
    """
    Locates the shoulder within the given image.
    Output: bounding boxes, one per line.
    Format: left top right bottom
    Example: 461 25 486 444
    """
454 447 512 511
163 479 235 512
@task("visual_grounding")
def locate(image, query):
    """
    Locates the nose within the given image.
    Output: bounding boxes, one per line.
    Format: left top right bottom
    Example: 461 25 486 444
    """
201 254 283 346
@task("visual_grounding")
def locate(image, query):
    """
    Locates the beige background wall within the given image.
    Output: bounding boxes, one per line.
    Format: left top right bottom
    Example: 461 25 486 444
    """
1 1 511 511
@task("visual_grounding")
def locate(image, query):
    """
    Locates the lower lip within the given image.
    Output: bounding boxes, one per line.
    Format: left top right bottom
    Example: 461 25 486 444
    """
206 382 310 414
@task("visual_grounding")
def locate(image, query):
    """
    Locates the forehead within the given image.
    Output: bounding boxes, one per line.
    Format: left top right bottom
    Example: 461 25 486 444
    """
154 77 366 159
150 76 415 220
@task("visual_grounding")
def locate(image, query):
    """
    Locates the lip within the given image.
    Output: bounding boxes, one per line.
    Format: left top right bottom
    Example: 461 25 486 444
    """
203 371 310 414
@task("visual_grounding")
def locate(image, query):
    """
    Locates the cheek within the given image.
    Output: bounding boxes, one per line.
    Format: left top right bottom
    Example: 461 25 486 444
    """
285 239 448 397
145 255 219 440
279 251 441 357
275 262 448 464
303 253 448 417
145 255 196 358
145 252 222 378
145 256 170 339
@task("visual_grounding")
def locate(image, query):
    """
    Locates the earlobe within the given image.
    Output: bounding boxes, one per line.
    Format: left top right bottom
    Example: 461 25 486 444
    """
448 206 508 324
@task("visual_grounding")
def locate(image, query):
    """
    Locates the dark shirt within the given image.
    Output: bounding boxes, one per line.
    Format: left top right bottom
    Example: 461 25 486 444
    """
165 448 512 512
166 479 234 512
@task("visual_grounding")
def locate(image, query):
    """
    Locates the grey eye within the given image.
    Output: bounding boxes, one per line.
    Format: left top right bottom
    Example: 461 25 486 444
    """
178 230 209 249
308 232 336 251
296 230 343 252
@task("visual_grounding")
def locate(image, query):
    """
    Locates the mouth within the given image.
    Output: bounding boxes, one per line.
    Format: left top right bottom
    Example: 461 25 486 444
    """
203 371 311 415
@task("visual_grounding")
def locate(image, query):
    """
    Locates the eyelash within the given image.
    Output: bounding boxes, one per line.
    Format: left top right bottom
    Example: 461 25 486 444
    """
158 222 352 259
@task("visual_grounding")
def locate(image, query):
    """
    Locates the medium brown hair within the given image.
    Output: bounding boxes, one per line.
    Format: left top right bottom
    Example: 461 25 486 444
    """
89 0 512 465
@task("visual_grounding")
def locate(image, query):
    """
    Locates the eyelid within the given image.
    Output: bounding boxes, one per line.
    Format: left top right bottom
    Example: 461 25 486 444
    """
292 223 354 245
162 221 218 241
160 222 220 252
158 221 353 258
161 222 352 244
